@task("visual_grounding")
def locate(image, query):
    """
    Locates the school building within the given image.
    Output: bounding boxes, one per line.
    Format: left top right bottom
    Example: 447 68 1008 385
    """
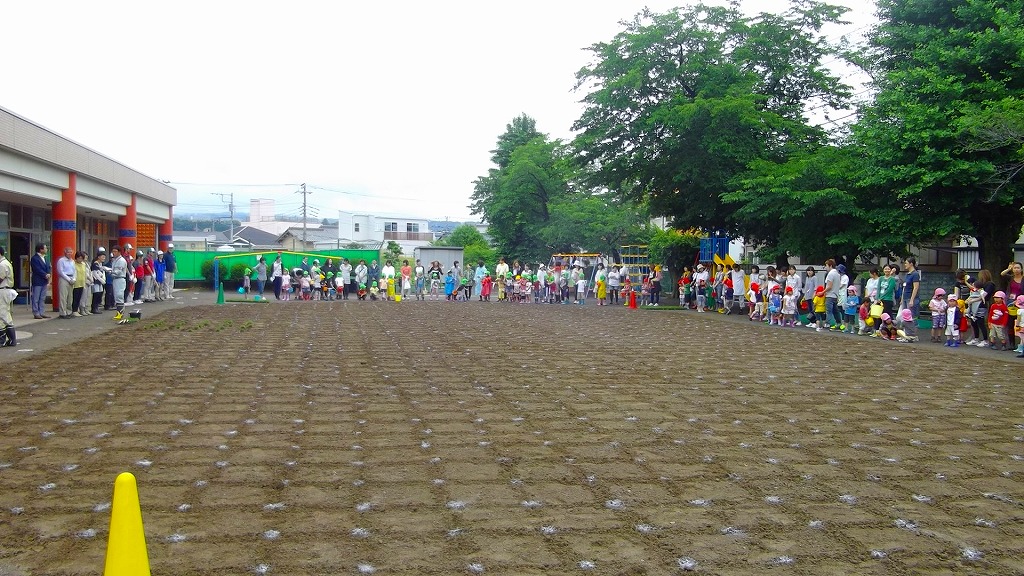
0 105 176 301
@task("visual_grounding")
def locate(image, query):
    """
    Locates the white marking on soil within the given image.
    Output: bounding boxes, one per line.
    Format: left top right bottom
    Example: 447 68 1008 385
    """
93 502 111 512
356 502 373 512
62 464 78 472
262 530 280 540
764 496 783 504
634 523 655 533
166 533 187 543
541 525 557 535
839 495 858 505
264 502 285 511
578 560 596 570
870 550 887 559
894 518 918 531
356 563 376 574
467 562 485 573
521 500 543 509
770 556 795 566
677 557 698 571
604 499 625 510
177 503 191 512
39 483 57 492
350 527 370 538
961 547 983 561
912 494 933 503
975 518 997 528
447 500 467 511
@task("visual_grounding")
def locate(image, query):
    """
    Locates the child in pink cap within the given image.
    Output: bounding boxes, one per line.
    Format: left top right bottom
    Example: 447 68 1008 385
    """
988 291 1010 350
1015 295 1024 356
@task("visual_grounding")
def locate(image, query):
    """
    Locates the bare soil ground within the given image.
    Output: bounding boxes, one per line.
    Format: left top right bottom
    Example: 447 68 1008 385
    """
1 301 1022 575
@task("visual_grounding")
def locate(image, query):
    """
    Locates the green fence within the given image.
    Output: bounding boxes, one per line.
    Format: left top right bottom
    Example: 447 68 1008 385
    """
174 249 381 283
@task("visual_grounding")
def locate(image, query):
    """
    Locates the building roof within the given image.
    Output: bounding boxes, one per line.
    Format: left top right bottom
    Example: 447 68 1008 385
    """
227 226 281 247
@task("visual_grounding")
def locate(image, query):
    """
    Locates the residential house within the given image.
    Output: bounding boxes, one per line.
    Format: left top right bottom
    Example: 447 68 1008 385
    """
337 211 433 254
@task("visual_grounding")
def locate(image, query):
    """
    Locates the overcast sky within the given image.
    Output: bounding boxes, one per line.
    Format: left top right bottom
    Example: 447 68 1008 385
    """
5 0 875 224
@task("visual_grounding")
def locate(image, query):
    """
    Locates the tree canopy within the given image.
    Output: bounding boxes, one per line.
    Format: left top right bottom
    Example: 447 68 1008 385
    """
852 0 1024 269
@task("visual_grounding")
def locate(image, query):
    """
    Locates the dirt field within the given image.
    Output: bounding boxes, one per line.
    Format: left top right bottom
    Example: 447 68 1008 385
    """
1 301 1022 575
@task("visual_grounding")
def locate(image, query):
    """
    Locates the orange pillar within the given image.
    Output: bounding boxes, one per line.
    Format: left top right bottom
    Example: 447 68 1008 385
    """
51 172 78 310
158 207 173 251
119 195 137 256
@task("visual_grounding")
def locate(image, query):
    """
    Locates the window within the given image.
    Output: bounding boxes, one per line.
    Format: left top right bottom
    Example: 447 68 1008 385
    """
406 222 419 233
384 222 398 232
354 223 360 233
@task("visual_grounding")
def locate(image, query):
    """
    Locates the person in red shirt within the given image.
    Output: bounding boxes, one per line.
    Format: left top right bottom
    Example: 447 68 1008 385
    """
988 290 1010 350
481 274 493 302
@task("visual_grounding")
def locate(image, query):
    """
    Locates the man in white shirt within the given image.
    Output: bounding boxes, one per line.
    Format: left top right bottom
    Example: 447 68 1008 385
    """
729 264 746 312
57 247 77 319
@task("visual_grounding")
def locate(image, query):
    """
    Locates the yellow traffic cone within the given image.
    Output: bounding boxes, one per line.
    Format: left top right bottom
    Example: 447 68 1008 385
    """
103 472 151 576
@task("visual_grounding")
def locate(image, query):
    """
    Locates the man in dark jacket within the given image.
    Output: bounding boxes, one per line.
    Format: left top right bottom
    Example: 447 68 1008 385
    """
30 243 51 319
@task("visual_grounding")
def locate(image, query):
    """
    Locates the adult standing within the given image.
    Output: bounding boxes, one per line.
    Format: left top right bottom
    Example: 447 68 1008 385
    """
254 257 268 296
271 253 284 300
495 257 509 282
449 260 462 285
72 251 89 316
607 265 621 305
414 259 425 300
864 267 880 304
354 260 368 295
163 243 177 298
368 259 380 288
90 252 109 314
801 267 818 326
142 249 156 302
340 258 353 300
650 265 663 306
730 264 747 313
785 266 803 302
877 264 898 317
823 259 841 330
999 261 1024 300
56 246 76 319
899 257 921 322
473 260 488 299
0 246 17 346
122 244 135 305
27 246 48 317
109 246 129 319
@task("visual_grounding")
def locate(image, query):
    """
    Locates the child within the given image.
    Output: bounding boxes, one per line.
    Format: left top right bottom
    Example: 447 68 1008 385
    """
780 286 797 326
299 271 312 301
324 271 334 300
370 281 380 301
812 285 826 331
442 272 454 301
897 308 918 342
640 277 651 307
696 280 707 312
877 312 898 340
721 278 734 314
857 298 871 335
575 274 587 305
429 268 442 301
767 286 782 325
309 270 321 301
281 271 292 301
335 273 346 301
595 274 606 306
747 282 762 321
481 274 493 302
843 286 860 334
380 278 389 301
621 278 632 306
459 277 470 301
944 294 962 347
928 288 948 343
1015 295 1024 356
401 271 412 301
242 267 251 299
357 282 367 300
387 276 396 301
680 271 692 310
496 274 506 302
988 290 1010 350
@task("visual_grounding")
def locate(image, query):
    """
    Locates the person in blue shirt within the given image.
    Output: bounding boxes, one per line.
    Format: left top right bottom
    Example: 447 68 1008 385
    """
444 272 456 301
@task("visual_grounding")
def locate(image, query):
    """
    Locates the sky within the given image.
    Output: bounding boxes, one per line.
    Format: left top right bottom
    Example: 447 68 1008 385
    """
4 0 876 224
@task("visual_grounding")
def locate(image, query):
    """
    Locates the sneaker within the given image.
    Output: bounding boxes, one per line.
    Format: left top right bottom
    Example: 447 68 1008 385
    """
816 327 822 332
839 324 846 331
966 339 978 346
976 341 989 348
806 323 817 328
952 341 959 348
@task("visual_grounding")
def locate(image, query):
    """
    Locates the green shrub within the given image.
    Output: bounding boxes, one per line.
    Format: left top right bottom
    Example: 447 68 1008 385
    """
230 262 250 281
201 259 230 281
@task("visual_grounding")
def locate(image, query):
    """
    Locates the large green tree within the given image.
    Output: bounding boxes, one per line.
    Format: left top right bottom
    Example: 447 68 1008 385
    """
853 0 1024 270
471 114 649 262
571 1 851 237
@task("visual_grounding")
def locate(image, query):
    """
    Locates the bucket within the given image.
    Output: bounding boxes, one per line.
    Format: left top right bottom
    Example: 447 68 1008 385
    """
395 294 402 302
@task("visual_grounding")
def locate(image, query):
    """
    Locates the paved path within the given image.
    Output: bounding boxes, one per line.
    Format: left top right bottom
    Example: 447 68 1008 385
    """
4 289 217 358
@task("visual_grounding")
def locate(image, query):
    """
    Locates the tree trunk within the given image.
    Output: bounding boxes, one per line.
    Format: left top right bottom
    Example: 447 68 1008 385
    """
974 209 1022 276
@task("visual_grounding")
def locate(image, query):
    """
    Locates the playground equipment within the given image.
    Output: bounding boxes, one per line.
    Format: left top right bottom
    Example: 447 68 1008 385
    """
620 245 650 286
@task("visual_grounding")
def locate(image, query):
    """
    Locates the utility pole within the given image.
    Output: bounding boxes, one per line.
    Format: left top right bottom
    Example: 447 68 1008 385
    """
212 192 235 244
298 183 310 247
